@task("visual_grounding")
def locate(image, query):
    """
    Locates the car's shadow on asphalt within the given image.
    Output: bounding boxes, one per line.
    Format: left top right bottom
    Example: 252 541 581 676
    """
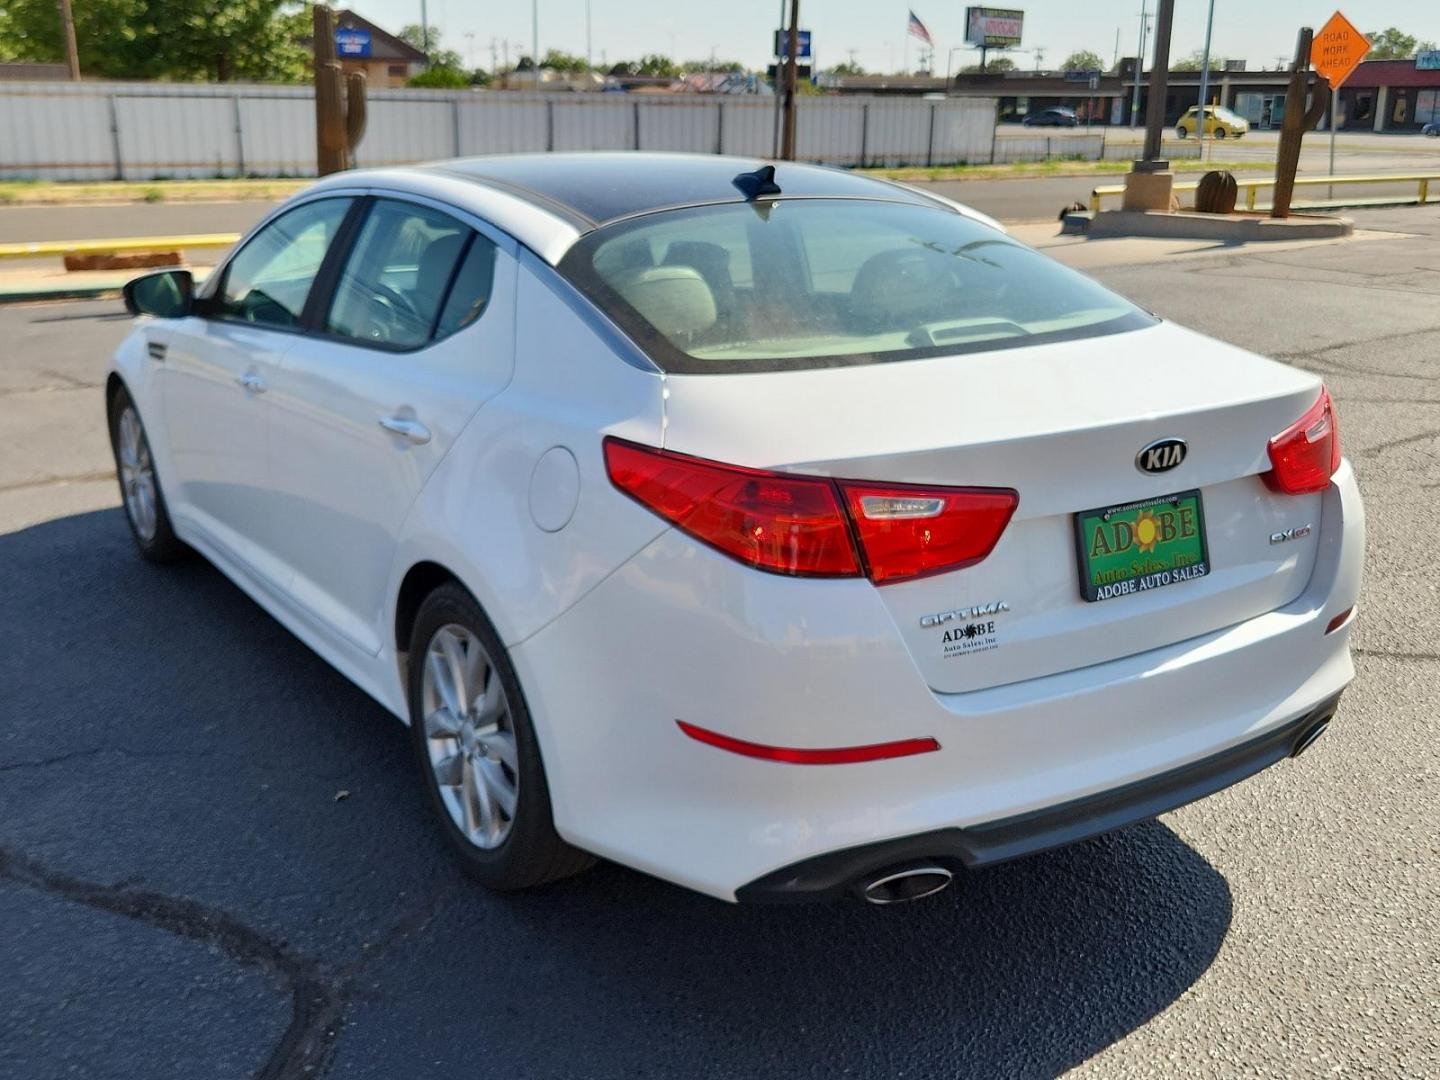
1 509 1233 1080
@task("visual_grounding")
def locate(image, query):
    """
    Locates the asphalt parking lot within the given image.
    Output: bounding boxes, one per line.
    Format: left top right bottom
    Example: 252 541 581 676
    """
2 206 1438 1079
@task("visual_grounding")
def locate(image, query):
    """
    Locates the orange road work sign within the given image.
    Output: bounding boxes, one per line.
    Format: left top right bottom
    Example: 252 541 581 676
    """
1311 12 1370 88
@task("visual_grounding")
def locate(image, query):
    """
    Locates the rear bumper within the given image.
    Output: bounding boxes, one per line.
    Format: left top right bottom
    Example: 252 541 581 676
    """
511 463 1363 902
736 692 1341 902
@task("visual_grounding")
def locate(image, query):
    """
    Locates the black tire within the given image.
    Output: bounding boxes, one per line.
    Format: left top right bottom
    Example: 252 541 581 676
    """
107 384 185 563
1215 128 1227 139
1176 126 1188 139
407 582 594 891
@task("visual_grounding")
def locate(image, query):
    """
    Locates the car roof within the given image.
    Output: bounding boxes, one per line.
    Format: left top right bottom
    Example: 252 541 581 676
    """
426 152 938 226
305 153 952 266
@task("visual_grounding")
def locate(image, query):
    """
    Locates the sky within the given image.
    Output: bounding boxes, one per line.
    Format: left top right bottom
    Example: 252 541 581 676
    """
349 1 1439 76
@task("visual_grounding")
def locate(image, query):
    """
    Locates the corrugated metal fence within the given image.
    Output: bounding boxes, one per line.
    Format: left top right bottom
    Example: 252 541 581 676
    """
0 82 1002 180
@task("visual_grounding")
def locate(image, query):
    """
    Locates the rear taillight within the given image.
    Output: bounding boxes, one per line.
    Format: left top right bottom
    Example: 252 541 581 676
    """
1264 387 1341 496
837 480 1018 584
604 438 1018 585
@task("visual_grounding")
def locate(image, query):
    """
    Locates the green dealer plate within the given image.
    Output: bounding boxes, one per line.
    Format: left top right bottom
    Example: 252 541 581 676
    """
1074 489 1210 603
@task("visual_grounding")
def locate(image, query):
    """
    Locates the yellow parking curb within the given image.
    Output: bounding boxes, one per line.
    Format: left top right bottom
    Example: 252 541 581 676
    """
0 234 240 260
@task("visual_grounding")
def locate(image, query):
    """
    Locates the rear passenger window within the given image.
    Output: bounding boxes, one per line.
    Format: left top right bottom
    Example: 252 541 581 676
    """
435 234 497 337
326 199 492 349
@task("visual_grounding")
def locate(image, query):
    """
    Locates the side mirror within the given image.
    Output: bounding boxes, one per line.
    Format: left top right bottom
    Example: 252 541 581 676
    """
123 269 194 318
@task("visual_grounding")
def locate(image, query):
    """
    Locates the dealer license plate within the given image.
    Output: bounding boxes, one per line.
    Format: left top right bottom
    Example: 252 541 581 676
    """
1074 490 1210 603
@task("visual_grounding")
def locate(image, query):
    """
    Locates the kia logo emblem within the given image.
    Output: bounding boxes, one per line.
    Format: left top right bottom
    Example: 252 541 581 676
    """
1136 437 1187 474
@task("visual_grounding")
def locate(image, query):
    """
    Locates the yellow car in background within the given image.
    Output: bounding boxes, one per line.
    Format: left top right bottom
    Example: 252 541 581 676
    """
1176 105 1250 139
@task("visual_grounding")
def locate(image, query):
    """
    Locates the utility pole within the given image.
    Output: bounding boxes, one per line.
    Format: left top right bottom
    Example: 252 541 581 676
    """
1130 0 1149 127
532 0 540 85
780 0 800 160
420 0 430 57
586 0 593 71
57 0 81 80
1141 0 1175 163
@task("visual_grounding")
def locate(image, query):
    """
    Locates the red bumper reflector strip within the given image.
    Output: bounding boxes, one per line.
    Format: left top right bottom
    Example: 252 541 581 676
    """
1325 607 1355 634
676 720 940 765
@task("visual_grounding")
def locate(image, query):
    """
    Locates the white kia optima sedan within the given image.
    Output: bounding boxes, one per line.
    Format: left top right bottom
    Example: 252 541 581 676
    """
109 154 1363 904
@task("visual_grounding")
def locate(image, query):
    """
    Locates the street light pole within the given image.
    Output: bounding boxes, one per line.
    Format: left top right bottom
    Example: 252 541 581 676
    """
772 0 786 156
780 0 800 160
532 0 540 86
1195 0 1215 162
420 0 430 57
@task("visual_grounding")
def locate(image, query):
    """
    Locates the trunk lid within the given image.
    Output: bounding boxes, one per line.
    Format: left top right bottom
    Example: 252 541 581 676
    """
660 321 1327 694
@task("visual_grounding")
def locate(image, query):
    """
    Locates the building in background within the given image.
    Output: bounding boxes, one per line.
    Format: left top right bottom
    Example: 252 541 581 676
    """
328 10 427 88
937 57 1440 131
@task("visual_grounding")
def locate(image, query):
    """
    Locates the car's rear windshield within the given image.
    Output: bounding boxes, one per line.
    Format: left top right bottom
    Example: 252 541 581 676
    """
557 198 1155 374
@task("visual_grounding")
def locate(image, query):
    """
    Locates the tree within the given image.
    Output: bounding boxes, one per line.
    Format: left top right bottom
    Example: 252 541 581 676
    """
397 22 463 68
0 0 309 81
681 58 744 73
1172 50 1222 72
1364 27 1432 60
609 54 681 77
961 56 1015 73
408 64 467 88
542 48 590 73
1059 50 1103 73
826 59 866 76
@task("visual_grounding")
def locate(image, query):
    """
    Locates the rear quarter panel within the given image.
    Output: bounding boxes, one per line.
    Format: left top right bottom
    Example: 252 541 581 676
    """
389 251 670 663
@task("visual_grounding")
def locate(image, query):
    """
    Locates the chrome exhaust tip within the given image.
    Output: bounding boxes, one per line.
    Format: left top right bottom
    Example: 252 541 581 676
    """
1291 718 1330 758
859 865 953 905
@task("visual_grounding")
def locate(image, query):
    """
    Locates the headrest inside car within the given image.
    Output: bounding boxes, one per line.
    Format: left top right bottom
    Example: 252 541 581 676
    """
614 265 718 338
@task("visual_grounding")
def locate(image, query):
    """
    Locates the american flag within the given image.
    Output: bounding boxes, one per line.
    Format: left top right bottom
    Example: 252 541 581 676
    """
907 10 934 46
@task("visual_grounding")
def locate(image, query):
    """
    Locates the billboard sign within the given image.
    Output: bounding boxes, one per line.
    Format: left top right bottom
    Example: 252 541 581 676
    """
336 28 372 58
964 7 1024 48
1418 50 1440 71
773 30 813 60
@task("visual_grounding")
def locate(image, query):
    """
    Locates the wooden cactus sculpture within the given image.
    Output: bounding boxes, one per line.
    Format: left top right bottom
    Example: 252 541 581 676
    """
1271 27 1330 219
314 5 368 176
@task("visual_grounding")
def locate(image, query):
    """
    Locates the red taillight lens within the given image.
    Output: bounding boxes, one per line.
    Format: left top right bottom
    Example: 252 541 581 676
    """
838 480 1019 584
604 438 1018 585
603 438 862 577
1264 387 1341 496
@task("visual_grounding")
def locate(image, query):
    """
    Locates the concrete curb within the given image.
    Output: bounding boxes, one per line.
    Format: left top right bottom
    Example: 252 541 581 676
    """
0 283 125 304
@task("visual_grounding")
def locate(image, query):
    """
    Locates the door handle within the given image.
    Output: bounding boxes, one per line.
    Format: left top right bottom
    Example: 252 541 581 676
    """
378 415 431 445
235 372 267 394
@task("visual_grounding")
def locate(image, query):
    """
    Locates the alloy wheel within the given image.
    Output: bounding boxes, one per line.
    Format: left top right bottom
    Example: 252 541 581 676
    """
117 406 158 541
420 624 520 849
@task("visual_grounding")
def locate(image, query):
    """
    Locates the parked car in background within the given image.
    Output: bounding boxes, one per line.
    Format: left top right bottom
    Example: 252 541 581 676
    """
109 153 1362 906
1177 105 1250 138
1423 121 1440 137
1022 107 1079 127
